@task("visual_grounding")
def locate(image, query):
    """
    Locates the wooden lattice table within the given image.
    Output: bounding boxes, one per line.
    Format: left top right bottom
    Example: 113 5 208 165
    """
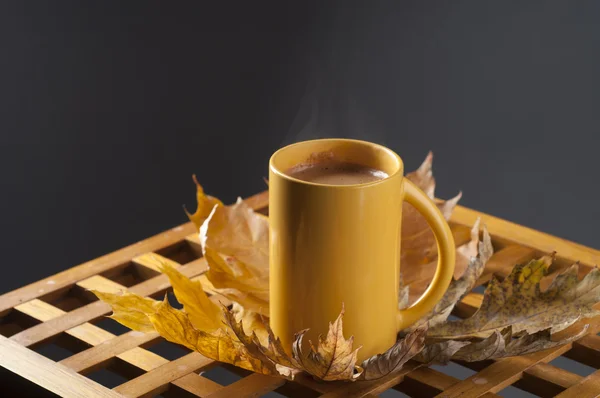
2 190 600 398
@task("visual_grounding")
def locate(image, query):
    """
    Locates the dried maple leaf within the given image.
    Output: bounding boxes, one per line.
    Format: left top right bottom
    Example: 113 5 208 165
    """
200 198 270 316
403 220 493 332
414 340 470 365
401 152 462 268
231 302 269 346
428 256 600 340
185 175 223 229
419 325 589 364
158 259 224 331
292 306 362 381
92 287 291 377
223 304 299 377
93 290 158 333
359 327 427 380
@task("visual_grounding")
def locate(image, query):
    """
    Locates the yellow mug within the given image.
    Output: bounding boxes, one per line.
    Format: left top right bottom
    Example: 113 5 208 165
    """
269 138 455 362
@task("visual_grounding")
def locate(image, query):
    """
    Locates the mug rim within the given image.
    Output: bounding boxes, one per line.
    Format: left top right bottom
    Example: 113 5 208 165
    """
269 138 404 188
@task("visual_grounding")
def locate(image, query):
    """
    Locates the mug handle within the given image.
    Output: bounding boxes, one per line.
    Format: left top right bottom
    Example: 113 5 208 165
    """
397 179 456 331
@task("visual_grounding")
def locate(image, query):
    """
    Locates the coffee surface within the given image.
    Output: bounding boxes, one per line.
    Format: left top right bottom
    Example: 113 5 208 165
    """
287 161 388 185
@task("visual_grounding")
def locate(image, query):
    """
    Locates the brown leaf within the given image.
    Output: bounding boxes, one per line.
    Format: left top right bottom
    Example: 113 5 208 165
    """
223 305 299 378
401 152 462 267
201 197 270 316
498 326 589 358
414 340 470 365
359 327 427 380
428 257 600 339
292 306 362 381
402 215 480 297
406 222 493 332
185 175 223 229
423 325 590 364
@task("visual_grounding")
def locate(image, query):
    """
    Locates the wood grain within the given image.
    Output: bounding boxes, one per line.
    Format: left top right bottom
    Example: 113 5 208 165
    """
3 188 600 397
555 370 600 398
0 334 124 398
204 374 285 398
114 352 214 397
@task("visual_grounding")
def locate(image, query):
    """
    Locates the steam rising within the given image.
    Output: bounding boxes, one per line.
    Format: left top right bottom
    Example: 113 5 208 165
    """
281 65 388 147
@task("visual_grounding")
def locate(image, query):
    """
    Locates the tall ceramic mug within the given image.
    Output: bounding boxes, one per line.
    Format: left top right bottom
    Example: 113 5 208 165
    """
269 139 455 362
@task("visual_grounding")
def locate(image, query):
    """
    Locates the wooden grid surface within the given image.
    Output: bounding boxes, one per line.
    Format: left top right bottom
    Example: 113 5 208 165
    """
2 190 600 398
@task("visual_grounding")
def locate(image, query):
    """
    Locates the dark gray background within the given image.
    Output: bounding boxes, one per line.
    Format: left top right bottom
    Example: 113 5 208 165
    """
1 1 599 397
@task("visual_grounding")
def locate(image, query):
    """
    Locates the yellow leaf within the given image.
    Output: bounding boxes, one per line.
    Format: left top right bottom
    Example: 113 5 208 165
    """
292 306 362 381
93 289 282 376
231 303 269 347
401 152 461 267
201 197 270 316
185 175 223 229
92 290 159 333
147 298 272 374
157 259 224 331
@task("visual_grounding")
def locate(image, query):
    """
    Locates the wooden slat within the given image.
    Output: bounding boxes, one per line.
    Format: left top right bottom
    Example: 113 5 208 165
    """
433 345 575 397
516 363 583 397
60 329 160 373
476 245 538 285
0 190 269 317
317 363 419 398
132 252 180 273
185 233 202 246
0 223 196 317
16 299 114 346
450 204 600 269
555 370 600 398
77 276 126 295
398 366 498 398
6 188 600 398
13 282 169 374
10 258 207 347
168 373 223 397
0 334 124 398
564 334 600 368
114 352 214 398
204 374 285 398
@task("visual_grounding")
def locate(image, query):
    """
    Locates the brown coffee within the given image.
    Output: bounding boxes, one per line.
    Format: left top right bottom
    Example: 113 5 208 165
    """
286 160 388 185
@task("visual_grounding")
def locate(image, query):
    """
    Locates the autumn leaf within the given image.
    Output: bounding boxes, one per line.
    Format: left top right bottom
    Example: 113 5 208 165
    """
93 290 159 333
92 288 289 377
223 304 298 377
359 327 427 380
428 257 600 340
292 306 362 381
401 152 462 267
158 259 224 331
419 325 589 364
403 220 493 332
200 197 270 316
185 175 223 229
414 340 470 365
231 302 269 346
